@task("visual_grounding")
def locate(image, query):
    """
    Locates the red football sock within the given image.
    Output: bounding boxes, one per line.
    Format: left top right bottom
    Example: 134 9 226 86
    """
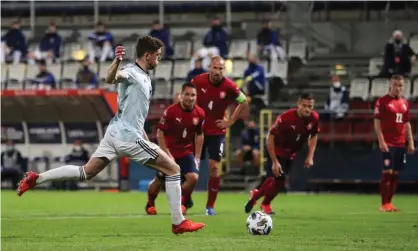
261 179 285 205
389 173 398 203
181 186 193 205
253 177 274 201
206 176 220 208
380 172 391 205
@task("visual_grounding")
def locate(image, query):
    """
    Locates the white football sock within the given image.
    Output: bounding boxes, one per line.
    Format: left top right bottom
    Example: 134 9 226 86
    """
36 165 86 184
165 173 185 225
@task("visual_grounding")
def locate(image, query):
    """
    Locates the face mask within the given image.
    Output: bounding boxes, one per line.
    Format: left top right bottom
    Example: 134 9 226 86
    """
333 82 341 88
6 145 14 152
73 146 81 151
395 38 402 44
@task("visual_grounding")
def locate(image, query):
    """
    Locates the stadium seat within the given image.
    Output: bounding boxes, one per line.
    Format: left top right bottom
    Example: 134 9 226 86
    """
412 78 418 99
288 36 307 61
153 79 171 99
174 41 192 59
98 62 112 82
318 121 331 142
248 39 258 56
26 64 39 81
409 34 418 55
7 64 26 89
349 78 370 100
370 78 389 98
348 99 371 119
368 57 383 76
260 60 269 73
231 60 247 78
192 39 203 53
154 61 173 81
172 80 184 97
229 40 249 59
403 78 412 100
333 121 351 142
270 60 288 80
122 41 137 60
172 60 189 79
62 42 82 61
351 119 374 142
61 62 80 84
1 64 8 86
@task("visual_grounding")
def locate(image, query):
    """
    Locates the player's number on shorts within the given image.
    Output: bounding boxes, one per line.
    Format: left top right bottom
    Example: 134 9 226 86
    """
396 113 403 123
182 128 187 138
208 100 213 110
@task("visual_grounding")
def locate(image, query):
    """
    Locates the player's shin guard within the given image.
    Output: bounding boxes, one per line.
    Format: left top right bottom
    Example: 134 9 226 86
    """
261 178 284 205
165 174 185 225
206 176 220 208
37 165 86 184
389 173 398 203
380 172 391 205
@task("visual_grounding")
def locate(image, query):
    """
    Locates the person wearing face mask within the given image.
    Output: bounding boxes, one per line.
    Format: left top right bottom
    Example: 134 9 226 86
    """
87 21 114 63
380 30 416 78
75 57 99 89
323 74 349 121
257 20 285 61
31 60 56 90
1 20 27 64
29 22 62 65
1 140 24 190
203 17 229 58
242 55 266 97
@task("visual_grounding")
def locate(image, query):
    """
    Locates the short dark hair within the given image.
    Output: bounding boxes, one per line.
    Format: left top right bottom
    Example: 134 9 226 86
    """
135 35 164 59
182 82 196 92
299 92 314 101
391 75 404 81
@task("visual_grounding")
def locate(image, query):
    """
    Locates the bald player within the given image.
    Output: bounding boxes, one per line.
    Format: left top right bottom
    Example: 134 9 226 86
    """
191 56 249 215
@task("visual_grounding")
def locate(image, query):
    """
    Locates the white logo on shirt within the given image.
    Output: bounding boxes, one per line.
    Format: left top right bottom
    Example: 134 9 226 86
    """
201 88 207 93
291 125 296 130
176 118 182 123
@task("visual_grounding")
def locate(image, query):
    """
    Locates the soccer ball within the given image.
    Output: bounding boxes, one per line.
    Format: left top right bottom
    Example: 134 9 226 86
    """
246 211 273 235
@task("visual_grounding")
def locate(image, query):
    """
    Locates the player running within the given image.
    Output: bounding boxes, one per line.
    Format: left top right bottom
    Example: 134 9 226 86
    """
191 56 249 216
244 93 319 215
145 82 205 215
17 36 205 234
374 75 415 212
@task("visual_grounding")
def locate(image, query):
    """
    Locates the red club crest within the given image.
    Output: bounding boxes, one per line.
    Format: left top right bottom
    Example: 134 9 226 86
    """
220 91 226 99
193 117 199 125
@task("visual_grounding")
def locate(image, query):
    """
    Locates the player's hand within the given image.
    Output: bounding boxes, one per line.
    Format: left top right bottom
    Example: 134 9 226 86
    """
407 144 415 154
379 141 389 152
272 160 283 177
114 46 126 61
216 119 232 129
304 157 314 169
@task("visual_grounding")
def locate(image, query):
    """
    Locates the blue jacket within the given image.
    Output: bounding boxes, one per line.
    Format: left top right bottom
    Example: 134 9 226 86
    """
31 71 56 89
149 29 174 58
241 128 260 149
203 26 229 57
39 33 62 58
186 68 206 82
257 28 281 47
244 63 265 95
1 28 27 55
88 32 113 48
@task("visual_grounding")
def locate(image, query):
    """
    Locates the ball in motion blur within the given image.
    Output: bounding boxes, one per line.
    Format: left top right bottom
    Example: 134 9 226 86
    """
246 211 273 235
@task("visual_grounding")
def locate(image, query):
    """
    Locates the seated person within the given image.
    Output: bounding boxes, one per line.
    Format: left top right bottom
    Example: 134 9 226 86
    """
149 20 174 59
29 22 62 65
234 120 260 170
186 58 206 82
1 21 27 64
75 57 99 89
87 21 114 62
30 60 56 90
242 55 266 97
1 140 24 190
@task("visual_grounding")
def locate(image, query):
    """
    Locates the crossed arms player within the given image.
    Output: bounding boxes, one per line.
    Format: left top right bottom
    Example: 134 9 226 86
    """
245 93 319 215
17 36 205 234
374 75 415 212
191 56 249 215
145 82 205 215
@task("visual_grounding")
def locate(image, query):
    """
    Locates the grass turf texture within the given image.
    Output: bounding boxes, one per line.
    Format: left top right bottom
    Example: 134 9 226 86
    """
2 191 418 251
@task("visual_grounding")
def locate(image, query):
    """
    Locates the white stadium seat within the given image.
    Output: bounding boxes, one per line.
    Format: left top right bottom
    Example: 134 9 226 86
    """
229 40 249 59
349 78 370 100
172 80 184 97
153 79 171 99
172 60 189 79
288 36 307 60
7 64 26 89
403 78 412 99
174 41 192 59
230 60 247 78
155 61 173 81
270 60 288 81
61 62 80 82
370 78 390 98
368 57 383 76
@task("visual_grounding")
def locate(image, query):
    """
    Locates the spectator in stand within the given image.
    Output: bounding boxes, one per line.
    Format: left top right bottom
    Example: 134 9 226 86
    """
257 20 285 61
186 58 206 82
1 140 24 190
75 57 99 89
234 120 260 171
1 21 27 64
323 74 349 121
87 21 114 62
29 23 62 65
242 54 266 97
31 60 56 90
203 17 229 58
149 20 174 59
380 30 416 78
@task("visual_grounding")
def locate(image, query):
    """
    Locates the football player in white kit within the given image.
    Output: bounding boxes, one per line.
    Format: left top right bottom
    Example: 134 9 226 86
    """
17 36 205 235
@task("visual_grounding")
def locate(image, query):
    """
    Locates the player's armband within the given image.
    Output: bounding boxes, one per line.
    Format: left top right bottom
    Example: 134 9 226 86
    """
235 91 247 104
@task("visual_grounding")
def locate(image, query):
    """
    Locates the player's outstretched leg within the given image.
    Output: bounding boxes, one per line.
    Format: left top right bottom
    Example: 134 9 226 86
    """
17 157 108 196
146 176 162 215
146 148 205 234
244 177 274 213
260 178 285 215
206 159 220 216
379 170 393 212
182 173 198 214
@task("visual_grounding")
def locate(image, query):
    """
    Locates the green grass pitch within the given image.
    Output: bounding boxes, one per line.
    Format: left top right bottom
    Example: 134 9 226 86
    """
2 191 418 251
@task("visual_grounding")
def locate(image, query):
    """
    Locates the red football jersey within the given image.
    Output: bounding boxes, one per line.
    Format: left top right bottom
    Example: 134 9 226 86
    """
192 73 240 136
269 109 320 159
158 103 205 159
374 94 410 147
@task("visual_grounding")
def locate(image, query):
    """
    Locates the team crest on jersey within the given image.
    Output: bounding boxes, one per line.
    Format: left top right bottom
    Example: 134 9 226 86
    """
307 123 312 130
220 91 226 99
193 117 199 125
